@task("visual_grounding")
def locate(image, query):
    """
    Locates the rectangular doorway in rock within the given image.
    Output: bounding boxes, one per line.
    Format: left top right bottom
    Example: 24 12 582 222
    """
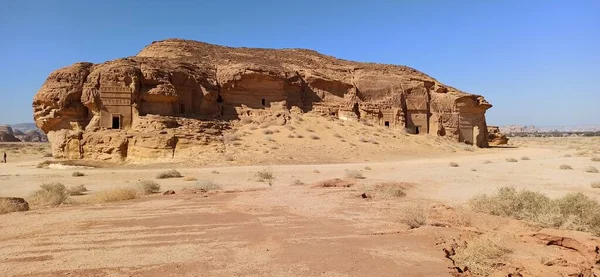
111 115 121 129
384 121 390 127
415 126 420 134
261 98 266 107
180 102 185 114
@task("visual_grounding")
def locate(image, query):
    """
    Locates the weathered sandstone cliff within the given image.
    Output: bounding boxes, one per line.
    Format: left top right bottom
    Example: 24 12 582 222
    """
33 39 492 161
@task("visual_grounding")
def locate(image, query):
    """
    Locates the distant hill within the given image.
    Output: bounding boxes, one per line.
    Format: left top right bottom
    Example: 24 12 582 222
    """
9 123 38 132
0 123 48 142
501 124 600 134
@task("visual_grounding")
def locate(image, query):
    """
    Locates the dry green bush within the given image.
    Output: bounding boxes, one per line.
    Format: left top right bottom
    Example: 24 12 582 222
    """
309 135 320 140
505 158 518 163
28 183 69 207
67 185 88 196
403 205 427 229
256 168 275 186
344 169 365 179
592 157 600 162
452 235 511 276
584 166 599 173
195 180 221 191
138 180 161 195
470 187 600 235
559 164 573 170
591 181 600 188
0 198 28 214
483 160 492 164
449 162 459 167
156 169 182 179
89 188 139 203
521 156 530 160
72 171 85 177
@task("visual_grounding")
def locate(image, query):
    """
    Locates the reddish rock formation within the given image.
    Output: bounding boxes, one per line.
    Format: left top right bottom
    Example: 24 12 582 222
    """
33 39 493 161
0 125 21 142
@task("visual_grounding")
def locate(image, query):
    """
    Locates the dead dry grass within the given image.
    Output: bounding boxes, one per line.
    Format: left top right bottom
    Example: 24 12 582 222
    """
67 185 88 196
559 164 573 170
256 168 275 185
183 176 198 181
592 157 600 162
449 162 459 167
344 169 365 179
591 181 600 188
88 188 139 203
470 187 600 235
452 235 511 276
505 158 518 163
403 204 428 229
27 183 69 208
138 180 161 195
71 171 85 177
312 178 355 188
195 180 221 191
156 169 182 179
584 166 598 173
0 198 28 215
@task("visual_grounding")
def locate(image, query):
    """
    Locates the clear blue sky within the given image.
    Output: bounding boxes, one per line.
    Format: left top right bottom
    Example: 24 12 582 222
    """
1 0 598 126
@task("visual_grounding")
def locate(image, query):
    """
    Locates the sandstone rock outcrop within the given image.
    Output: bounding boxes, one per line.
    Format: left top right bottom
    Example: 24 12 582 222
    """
33 39 493 161
0 125 20 142
487 126 509 146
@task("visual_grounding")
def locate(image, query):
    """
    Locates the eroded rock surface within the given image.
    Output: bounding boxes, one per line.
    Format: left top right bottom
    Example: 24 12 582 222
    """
488 125 509 146
0 125 20 142
33 39 493 161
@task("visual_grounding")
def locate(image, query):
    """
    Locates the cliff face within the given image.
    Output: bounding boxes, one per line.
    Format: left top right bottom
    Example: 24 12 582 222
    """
33 39 492 161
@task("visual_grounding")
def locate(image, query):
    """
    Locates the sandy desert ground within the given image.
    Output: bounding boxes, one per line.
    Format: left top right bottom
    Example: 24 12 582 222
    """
1 135 600 276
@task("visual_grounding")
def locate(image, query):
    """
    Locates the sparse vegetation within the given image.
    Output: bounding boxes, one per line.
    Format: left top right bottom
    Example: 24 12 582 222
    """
224 155 234 161
333 133 342 138
344 169 365 179
449 162 459 167
256 168 275 186
156 169 182 179
452 235 512 276
67 185 88 196
72 171 85 177
585 166 599 173
483 160 492 164
591 181 600 188
559 164 573 170
296 134 304 139
313 170 320 173
364 166 372 170
309 135 320 140
138 180 161 195
28 183 69 207
183 176 198 181
262 129 274 135
403 204 427 229
292 180 305 186
592 157 600 162
195 180 221 191
42 153 53 158
0 198 29 215
89 188 139 203
36 160 52 168
564 154 572 157
265 136 275 142
305 128 314 132
505 158 518 163
211 170 220 174
521 156 530 160
470 187 600 235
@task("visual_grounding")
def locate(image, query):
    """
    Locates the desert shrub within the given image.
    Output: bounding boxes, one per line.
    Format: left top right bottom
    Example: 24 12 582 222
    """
0 198 29 215
452 235 511 276
505 158 518 163
359 137 368 143
296 134 304 139
211 170 219 174
183 176 198 181
471 168 477 172
521 156 530 160
262 129 274 135
559 164 573 170
224 155 234 161
305 128 314 132
292 179 305 186
449 162 459 167
333 133 342 138
156 169 182 179
364 166 372 170
287 134 295 138
403 205 427 229
256 168 275 186
72 171 85 177
36 160 52 168
313 170 320 173
66 185 88 196
195 180 221 191
470 187 600 234
344 169 365 179
28 183 69 207
89 188 138 203
483 160 492 164
381 186 406 198
584 166 599 173
265 136 275 142
564 154 572 157
592 157 600 162
138 180 161 195
591 181 600 188
313 178 354 188
310 135 320 140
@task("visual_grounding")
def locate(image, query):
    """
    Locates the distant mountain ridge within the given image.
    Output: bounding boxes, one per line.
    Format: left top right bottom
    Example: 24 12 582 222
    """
500 124 600 134
0 123 48 142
